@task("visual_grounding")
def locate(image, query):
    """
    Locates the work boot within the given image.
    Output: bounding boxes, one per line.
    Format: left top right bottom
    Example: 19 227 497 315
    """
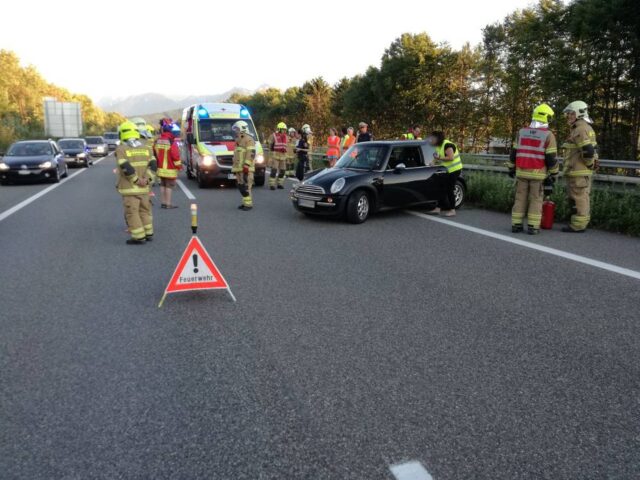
443 210 456 217
126 238 146 245
161 204 167 209
512 224 523 233
562 226 585 233
145 235 153 241
277 185 284 189
239 205 253 211
270 186 276 191
527 226 540 235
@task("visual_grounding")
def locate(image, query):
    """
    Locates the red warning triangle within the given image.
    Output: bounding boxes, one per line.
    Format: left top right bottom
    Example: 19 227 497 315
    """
164 236 229 294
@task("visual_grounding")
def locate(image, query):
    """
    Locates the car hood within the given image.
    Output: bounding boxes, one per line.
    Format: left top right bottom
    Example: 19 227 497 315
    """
62 149 85 155
3 155 52 166
305 167 368 186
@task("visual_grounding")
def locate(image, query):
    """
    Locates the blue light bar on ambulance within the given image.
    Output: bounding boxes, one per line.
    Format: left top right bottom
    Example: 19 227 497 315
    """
240 107 249 118
197 106 209 118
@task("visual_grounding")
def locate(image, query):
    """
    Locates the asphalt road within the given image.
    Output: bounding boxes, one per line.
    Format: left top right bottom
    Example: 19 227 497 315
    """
1 154 639 479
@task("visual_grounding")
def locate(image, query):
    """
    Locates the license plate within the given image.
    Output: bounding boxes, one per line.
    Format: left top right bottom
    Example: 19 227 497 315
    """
298 198 315 209
18 170 31 175
227 173 236 180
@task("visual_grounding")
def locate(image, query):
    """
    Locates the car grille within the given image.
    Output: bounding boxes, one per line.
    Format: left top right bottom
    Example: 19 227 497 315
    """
217 155 233 166
296 184 325 196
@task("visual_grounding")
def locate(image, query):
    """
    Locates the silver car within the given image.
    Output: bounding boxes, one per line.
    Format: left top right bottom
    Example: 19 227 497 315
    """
85 136 109 157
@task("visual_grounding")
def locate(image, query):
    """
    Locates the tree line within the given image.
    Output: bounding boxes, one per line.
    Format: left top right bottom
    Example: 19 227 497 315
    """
0 50 125 151
229 0 640 160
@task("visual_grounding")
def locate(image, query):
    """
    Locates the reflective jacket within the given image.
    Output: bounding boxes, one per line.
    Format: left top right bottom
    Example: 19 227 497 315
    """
436 140 463 173
286 135 297 157
511 127 558 180
233 133 256 173
115 139 157 195
271 132 288 153
342 134 355 150
153 132 181 179
562 119 598 177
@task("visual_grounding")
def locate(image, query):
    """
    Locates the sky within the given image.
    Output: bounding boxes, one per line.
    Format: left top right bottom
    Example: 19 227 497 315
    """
0 0 537 102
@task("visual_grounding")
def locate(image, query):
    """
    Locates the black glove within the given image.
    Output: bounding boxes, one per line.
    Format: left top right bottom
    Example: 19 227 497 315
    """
508 169 515 179
543 176 554 196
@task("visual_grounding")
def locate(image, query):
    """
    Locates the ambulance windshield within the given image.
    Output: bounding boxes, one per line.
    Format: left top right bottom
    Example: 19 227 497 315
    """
198 119 257 143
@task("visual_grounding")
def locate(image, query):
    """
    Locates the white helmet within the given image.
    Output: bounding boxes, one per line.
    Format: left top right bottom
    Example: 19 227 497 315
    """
301 124 312 135
563 101 591 123
232 120 249 134
288 127 297 136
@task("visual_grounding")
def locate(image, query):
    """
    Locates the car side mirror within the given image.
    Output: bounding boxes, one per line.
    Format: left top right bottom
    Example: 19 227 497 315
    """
393 163 406 173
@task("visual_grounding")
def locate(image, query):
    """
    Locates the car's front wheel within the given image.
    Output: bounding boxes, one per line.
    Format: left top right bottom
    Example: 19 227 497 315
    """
197 169 207 188
454 180 466 209
346 190 371 224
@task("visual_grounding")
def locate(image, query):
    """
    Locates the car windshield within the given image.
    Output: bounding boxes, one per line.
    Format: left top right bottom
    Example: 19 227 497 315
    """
336 144 388 170
198 119 257 143
58 140 84 149
104 133 118 139
7 143 52 156
86 137 103 144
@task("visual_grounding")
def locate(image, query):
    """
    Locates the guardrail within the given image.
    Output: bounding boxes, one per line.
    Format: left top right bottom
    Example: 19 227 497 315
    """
462 154 640 185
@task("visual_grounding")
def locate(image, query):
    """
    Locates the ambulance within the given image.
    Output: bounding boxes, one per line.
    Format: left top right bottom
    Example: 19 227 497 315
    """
181 103 266 187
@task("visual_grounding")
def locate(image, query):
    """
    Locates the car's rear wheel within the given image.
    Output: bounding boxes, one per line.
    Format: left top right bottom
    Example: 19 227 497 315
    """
454 180 465 209
346 190 370 224
51 168 60 183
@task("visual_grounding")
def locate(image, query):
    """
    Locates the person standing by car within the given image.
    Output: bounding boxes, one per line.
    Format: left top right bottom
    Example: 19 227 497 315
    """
428 131 463 217
269 121 288 190
507 104 559 234
115 120 157 244
153 120 182 209
561 101 598 233
295 127 311 181
286 127 298 178
356 122 373 143
326 128 341 167
232 120 256 211
341 126 356 151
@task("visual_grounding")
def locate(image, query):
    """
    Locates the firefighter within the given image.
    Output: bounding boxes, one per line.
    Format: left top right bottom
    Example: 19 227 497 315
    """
232 120 256 211
269 121 288 190
507 104 559 234
295 126 312 181
301 124 314 172
115 120 157 244
286 127 298 178
561 101 598 233
153 120 182 209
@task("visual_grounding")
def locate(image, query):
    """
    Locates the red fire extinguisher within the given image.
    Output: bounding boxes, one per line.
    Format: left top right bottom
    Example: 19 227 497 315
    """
541 199 555 229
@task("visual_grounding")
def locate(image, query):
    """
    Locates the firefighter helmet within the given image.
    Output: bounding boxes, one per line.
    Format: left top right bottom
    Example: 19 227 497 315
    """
301 124 312 135
119 120 141 141
288 127 297 136
277 121 287 131
563 100 590 121
532 103 554 123
232 120 249 134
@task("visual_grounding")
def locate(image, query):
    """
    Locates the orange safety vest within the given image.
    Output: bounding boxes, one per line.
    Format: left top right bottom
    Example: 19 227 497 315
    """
327 135 341 157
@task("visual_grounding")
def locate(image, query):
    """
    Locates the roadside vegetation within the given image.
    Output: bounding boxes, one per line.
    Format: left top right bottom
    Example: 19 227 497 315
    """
465 172 640 236
0 50 125 151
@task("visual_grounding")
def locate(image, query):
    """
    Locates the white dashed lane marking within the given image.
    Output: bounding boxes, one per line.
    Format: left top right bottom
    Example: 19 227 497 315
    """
176 179 196 200
0 156 105 223
390 461 433 480
407 210 640 281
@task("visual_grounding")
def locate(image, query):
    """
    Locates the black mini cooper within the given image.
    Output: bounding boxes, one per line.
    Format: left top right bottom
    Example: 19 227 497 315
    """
290 140 466 223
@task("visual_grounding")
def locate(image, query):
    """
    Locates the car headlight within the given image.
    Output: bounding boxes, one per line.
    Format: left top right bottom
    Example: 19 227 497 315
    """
0 162 9 171
330 177 346 194
97 146 105 152
39 161 53 169
202 155 214 167
255 153 265 164
77 153 86 159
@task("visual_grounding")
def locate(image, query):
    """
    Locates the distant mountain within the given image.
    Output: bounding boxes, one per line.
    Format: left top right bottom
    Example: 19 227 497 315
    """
99 87 256 117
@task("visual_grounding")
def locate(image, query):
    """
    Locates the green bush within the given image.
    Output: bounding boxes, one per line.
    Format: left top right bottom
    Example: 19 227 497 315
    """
465 172 640 237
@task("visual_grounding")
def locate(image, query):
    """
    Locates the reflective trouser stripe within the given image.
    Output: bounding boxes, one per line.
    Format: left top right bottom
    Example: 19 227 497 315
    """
512 178 543 228
123 194 152 239
567 170 593 177
157 168 178 178
119 187 149 195
130 227 146 239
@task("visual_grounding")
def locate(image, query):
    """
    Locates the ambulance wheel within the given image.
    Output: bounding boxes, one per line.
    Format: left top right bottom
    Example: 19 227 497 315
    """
197 169 207 188
186 166 194 179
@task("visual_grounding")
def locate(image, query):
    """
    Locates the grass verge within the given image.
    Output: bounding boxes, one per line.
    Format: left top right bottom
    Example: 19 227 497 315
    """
465 171 640 237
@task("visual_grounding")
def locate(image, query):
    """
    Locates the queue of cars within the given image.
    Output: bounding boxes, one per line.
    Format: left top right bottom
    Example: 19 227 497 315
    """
0 133 113 185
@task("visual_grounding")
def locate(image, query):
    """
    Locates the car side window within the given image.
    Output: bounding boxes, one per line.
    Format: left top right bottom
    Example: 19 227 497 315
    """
388 146 424 169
